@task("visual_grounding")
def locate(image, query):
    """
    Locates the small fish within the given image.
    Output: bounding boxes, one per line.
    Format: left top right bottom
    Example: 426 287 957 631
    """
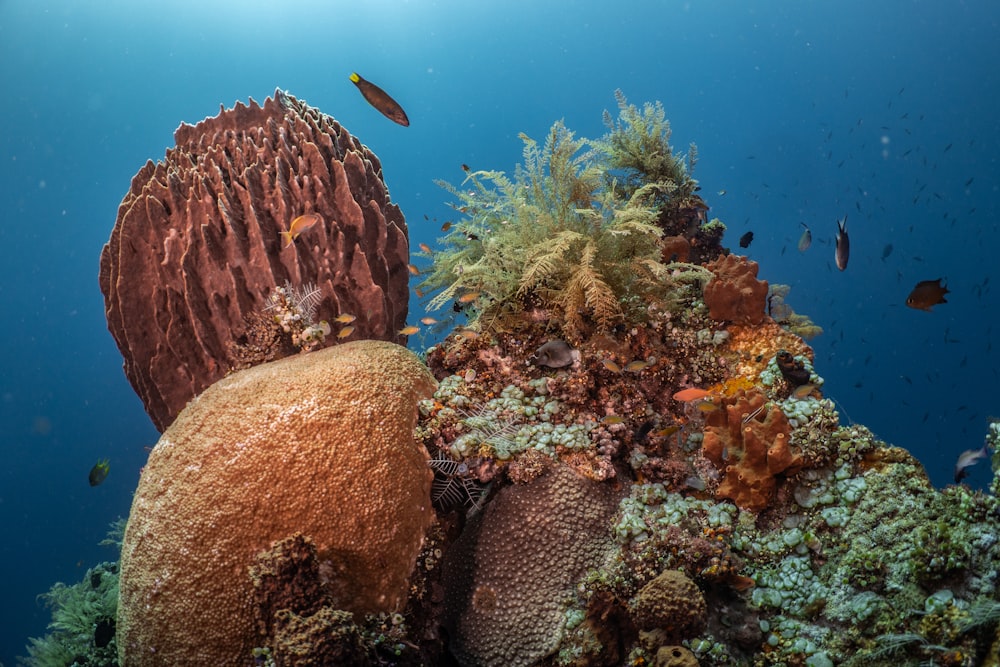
906 278 949 311
790 384 817 400
407 264 421 276
281 213 321 248
739 231 754 248
348 72 409 126
881 243 893 261
89 459 110 487
797 223 812 252
461 163 470 172
718 189 727 196
601 359 622 373
455 329 479 340
337 326 355 339
530 340 578 369
625 360 651 373
673 388 711 402
634 420 656 445
418 243 432 254
835 215 850 271
399 325 420 335
458 291 481 304
654 425 682 438
441 221 452 232
954 443 989 483
333 313 356 324
696 397 720 413
601 415 624 425
420 317 439 325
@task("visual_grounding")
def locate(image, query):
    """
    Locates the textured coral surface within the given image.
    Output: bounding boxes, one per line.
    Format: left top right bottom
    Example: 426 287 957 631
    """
99 90 410 430
442 463 619 667
702 254 769 325
117 340 436 666
702 390 801 511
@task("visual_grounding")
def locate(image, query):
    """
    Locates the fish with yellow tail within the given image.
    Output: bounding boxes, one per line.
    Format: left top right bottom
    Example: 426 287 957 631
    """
835 215 849 271
89 459 110 487
281 214 321 248
349 72 410 126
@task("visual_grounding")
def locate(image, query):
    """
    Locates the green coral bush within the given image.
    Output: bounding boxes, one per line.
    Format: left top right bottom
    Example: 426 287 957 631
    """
19 520 124 667
419 92 703 340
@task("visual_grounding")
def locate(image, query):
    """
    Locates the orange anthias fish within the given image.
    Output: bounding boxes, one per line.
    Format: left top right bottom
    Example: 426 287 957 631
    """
906 278 949 311
349 72 410 127
281 214 321 248
673 388 712 402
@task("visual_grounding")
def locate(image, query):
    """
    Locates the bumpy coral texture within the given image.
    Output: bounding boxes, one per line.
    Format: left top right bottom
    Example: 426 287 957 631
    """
654 646 700 667
442 464 619 667
632 569 707 638
702 389 801 511
117 340 436 666
99 90 410 430
249 533 328 639
272 608 368 667
702 254 769 325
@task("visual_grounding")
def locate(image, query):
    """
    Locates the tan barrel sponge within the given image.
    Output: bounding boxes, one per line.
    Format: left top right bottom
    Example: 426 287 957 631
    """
99 90 410 431
116 340 436 666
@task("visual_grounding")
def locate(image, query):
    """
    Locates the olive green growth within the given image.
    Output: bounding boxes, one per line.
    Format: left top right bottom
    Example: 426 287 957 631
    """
19 521 125 666
420 92 701 339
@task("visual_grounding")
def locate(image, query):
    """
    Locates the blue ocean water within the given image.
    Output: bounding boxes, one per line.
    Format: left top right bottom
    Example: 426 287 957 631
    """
1 1 997 661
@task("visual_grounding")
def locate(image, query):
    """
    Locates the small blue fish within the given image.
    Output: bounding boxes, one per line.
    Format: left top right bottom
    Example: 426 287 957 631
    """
89 459 110 487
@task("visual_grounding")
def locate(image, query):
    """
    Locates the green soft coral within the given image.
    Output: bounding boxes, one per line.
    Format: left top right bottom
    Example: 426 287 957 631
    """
20 520 125 667
420 94 700 339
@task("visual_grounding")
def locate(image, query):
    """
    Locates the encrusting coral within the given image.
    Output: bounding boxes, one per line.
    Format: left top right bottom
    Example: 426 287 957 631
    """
702 254 769 325
116 340 436 666
441 463 619 667
702 389 802 511
99 90 410 431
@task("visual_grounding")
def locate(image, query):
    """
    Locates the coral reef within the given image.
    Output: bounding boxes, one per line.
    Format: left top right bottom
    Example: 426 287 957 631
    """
72 92 1000 666
632 569 708 639
441 463 619 667
20 562 120 667
99 90 409 430
768 283 824 340
116 341 436 665
20 520 125 667
702 389 802 511
418 93 710 341
702 254 769 325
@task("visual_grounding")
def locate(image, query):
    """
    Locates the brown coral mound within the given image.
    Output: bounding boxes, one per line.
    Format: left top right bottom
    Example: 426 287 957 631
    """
702 390 802 511
702 254 768 325
442 464 619 667
272 608 369 667
249 534 328 639
633 569 707 638
117 340 436 666
99 90 410 431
